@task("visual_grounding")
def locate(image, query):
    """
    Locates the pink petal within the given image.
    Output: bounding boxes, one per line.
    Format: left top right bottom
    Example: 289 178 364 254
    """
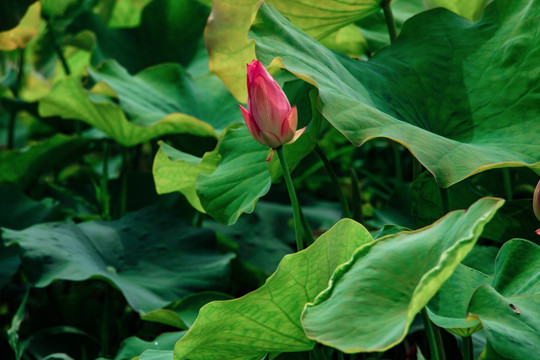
260 130 282 149
280 106 298 142
285 127 306 145
239 105 265 145
247 60 267 87
249 75 291 135
265 149 275 162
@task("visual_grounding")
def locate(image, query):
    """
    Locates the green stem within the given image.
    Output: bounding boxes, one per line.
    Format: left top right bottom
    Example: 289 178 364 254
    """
7 47 24 149
47 21 82 136
421 308 440 360
100 141 111 220
502 168 513 200
440 187 450 214
47 24 70 76
299 207 315 245
381 0 397 43
337 351 345 360
100 286 113 357
412 157 423 181
277 146 304 252
119 148 130 218
315 144 352 218
391 142 403 186
434 324 446 360
349 166 364 223
462 336 473 360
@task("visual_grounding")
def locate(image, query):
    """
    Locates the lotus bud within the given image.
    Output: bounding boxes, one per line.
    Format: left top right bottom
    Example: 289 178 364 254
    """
239 60 306 161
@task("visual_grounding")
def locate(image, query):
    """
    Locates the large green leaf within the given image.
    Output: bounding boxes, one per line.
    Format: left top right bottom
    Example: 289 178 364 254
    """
173 219 373 360
196 125 271 225
426 264 489 336
301 197 504 352
251 2 540 187
205 0 382 101
39 60 240 146
467 286 540 360
428 239 540 349
2 206 235 314
0 134 89 189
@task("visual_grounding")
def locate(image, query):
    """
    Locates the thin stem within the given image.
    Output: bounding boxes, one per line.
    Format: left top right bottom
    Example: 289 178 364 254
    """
47 21 82 136
412 157 423 181
277 146 304 252
381 0 397 43
47 25 70 76
439 187 450 214
299 207 315 245
315 144 352 218
462 336 473 360
502 168 513 200
100 286 113 357
391 142 403 186
337 351 345 360
349 166 364 223
434 324 446 360
100 141 111 220
7 47 25 149
119 148 130 218
421 308 440 360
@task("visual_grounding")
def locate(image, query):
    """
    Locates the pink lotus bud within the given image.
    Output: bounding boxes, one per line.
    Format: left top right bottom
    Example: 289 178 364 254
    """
534 180 540 235
239 60 306 159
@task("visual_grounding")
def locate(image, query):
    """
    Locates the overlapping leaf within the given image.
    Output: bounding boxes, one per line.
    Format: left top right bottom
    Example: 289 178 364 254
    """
39 60 240 146
0 134 89 189
205 0 382 101
153 125 271 224
301 198 504 352
2 206 235 314
251 2 540 187
173 219 372 360
466 239 540 359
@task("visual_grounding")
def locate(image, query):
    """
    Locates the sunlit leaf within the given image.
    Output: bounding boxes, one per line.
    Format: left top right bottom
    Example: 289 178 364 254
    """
424 0 488 21
196 125 271 225
174 219 372 359
0 2 41 50
301 198 504 352
39 60 240 146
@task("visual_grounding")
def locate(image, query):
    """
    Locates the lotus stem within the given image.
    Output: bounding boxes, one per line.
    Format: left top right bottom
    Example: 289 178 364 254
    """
462 336 473 360
421 308 441 360
315 144 352 218
277 146 304 252
381 0 397 43
7 47 24 149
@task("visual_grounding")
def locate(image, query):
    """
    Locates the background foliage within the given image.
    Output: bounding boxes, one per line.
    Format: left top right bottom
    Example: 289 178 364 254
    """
1 0 539 359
